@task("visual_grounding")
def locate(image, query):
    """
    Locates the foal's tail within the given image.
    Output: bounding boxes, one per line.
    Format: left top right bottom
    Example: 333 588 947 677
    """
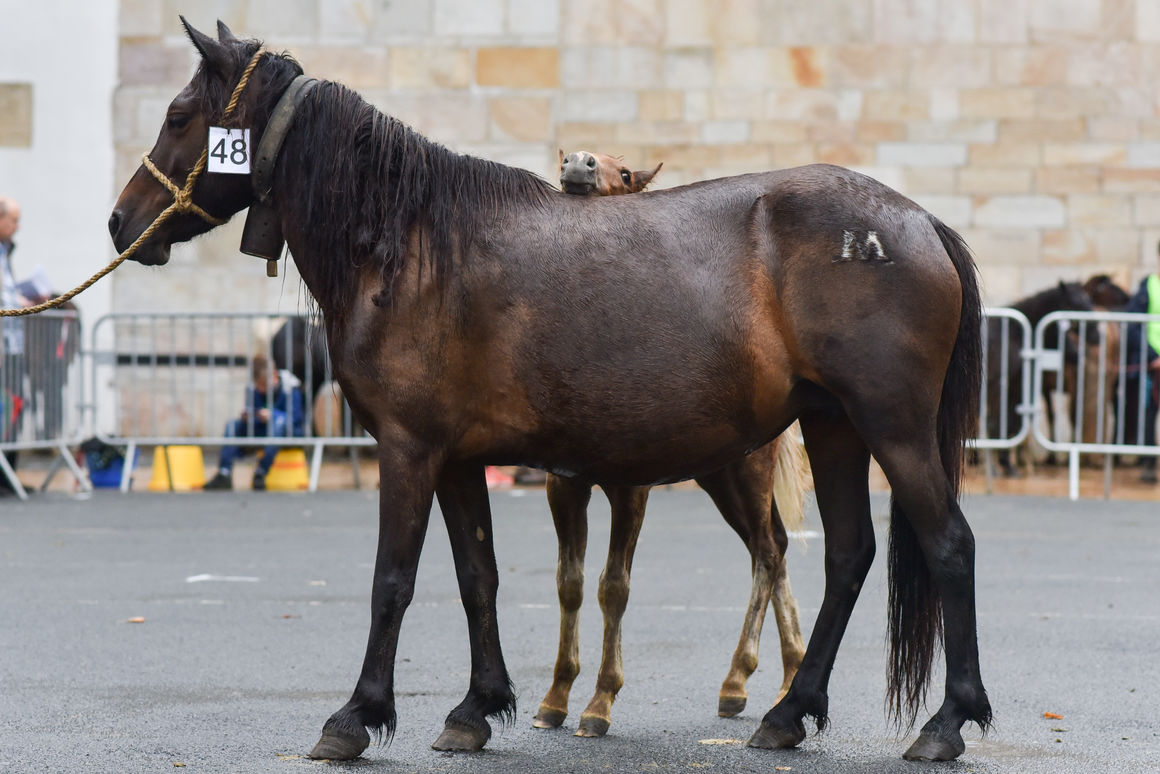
771 420 811 538
886 216 983 727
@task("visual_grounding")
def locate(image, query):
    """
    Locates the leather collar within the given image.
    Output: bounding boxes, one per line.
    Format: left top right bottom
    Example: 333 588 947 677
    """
252 75 317 204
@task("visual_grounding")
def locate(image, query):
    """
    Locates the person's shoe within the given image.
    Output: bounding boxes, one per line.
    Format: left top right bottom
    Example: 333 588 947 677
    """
251 473 267 491
204 472 232 491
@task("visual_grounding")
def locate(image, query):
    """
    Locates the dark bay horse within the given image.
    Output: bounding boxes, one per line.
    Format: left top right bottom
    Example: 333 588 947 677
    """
536 150 808 737
109 21 990 763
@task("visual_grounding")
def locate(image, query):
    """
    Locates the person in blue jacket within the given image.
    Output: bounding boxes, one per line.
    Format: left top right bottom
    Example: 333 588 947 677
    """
205 353 305 491
1121 244 1160 482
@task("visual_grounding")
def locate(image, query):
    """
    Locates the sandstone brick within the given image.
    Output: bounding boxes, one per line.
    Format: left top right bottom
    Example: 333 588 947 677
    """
771 47 827 88
434 0 505 36
664 0 714 46
863 90 928 122
974 195 1066 228
389 47 472 89
877 142 968 167
489 97 551 143
959 88 1036 119
477 48 559 88
1104 169 1160 193
751 121 809 143
119 42 193 86
559 91 639 124
771 143 817 168
978 0 1029 43
958 168 1034 194
371 0 433 39
854 166 906 192
1087 116 1139 142
909 121 998 144
1067 195 1133 226
992 46 1069 86
160 0 248 38
560 47 661 90
1043 228 1137 265
808 123 857 144
1067 42 1141 87
615 121 699 145
766 90 843 122
978 265 1025 305
319 0 374 42
1035 166 1102 194
1042 142 1126 166
684 91 711 122
376 92 488 145
561 0 663 46
710 91 766 121
959 228 1042 266
650 143 722 168
290 46 391 88
714 48 772 90
701 120 750 144
909 194 972 226
555 122 621 149
858 121 907 142
763 0 873 45
1028 0 1102 39
710 0 763 46
248 0 318 40
507 0 559 37
999 119 1087 142
828 45 909 88
718 143 775 168
873 0 976 43
0 83 32 147
1126 142 1160 168
120 0 163 37
663 49 715 89
1132 195 1160 226
929 88 959 121
904 167 957 194
817 143 875 166
1141 0 1160 41
1139 119 1160 141
969 142 1041 166
909 47 991 88
1035 87 1116 121
638 90 684 121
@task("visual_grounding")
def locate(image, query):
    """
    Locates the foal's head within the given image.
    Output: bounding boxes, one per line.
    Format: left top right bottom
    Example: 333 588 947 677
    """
558 150 661 196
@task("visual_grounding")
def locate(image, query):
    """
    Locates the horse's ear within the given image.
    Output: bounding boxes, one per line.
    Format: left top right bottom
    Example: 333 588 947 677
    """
181 16 231 74
633 162 663 191
216 19 239 44
558 148 565 166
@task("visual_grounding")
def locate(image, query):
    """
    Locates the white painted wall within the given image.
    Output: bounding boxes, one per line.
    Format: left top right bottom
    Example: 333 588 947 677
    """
0 0 118 328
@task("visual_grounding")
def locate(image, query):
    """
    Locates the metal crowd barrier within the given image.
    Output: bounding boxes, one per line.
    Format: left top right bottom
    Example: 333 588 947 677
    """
88 312 374 492
1032 310 1160 500
1 309 90 499
974 307 1034 492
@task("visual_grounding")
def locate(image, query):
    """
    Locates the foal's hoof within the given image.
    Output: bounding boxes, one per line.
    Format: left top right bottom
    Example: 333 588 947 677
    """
718 695 747 717
308 725 370 760
575 714 610 738
432 721 490 752
748 720 805 749
902 730 966 761
532 706 567 729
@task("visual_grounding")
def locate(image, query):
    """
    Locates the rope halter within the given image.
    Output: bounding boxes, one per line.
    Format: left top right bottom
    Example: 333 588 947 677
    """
0 48 264 317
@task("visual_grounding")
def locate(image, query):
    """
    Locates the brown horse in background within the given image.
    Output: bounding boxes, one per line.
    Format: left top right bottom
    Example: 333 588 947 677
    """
109 21 989 763
537 150 808 737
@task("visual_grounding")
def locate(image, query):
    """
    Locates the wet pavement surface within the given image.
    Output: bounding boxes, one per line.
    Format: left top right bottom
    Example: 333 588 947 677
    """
1 488 1157 773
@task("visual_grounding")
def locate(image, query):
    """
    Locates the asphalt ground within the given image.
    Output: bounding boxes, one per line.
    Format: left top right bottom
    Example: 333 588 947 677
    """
0 488 1157 774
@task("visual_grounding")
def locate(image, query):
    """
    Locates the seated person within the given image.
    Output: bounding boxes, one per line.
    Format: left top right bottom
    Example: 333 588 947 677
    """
205 354 305 491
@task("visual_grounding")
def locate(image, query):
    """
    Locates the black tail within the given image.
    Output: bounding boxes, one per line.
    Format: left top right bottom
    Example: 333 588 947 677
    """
886 216 983 726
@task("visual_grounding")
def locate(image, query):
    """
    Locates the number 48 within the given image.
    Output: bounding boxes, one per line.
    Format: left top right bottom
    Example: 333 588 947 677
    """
211 136 248 165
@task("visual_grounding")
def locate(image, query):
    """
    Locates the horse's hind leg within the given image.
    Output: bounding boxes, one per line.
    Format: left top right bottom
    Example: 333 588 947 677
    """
533 475 593 729
695 446 805 719
430 461 515 752
870 435 990 761
575 484 650 738
750 410 874 749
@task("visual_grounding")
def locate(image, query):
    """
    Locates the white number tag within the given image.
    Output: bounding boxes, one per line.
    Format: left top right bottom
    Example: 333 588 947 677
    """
207 127 251 174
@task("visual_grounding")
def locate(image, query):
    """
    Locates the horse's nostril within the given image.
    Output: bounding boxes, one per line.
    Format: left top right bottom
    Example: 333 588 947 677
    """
108 211 122 238
585 156 596 168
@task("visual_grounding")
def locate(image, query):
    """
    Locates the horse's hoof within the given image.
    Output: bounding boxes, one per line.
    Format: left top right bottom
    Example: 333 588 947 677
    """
532 706 567 729
748 720 805 749
432 721 489 752
308 725 370 760
902 730 966 761
718 695 747 717
575 714 610 738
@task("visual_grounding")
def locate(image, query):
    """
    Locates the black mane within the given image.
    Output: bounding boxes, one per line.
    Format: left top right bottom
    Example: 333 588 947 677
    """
270 78 555 315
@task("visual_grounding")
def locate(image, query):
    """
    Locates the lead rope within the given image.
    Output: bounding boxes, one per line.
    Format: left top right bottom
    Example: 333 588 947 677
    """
0 49 265 318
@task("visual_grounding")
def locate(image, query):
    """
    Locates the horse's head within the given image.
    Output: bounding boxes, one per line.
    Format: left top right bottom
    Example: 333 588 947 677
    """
109 18 302 266
558 149 662 196
1082 274 1131 310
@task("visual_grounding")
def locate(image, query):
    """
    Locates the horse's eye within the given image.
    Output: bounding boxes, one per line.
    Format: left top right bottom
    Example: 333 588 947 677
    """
620 170 631 185
167 114 191 131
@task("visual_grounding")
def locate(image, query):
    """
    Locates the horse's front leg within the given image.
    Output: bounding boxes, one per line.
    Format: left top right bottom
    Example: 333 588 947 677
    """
533 474 592 729
309 448 439 761
431 461 516 751
575 484 649 738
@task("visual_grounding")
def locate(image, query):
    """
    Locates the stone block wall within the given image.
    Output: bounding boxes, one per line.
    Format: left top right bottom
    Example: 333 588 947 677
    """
114 0 1160 308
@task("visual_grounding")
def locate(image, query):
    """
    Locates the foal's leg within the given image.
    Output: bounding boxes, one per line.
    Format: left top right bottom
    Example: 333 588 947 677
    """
575 484 650 738
695 449 805 719
870 435 990 761
750 411 874 749
431 460 516 751
310 449 439 761
533 474 593 729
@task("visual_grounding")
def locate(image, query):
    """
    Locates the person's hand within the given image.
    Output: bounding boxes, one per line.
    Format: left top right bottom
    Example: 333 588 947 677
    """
257 408 271 422
1149 356 1160 372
